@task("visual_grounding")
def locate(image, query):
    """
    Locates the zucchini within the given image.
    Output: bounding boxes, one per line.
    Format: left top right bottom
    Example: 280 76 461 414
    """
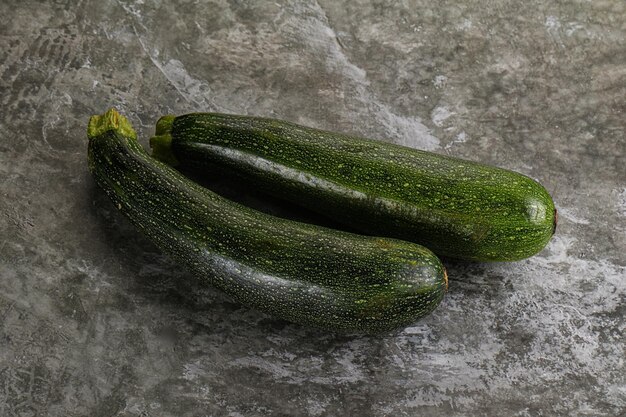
151 113 557 261
87 109 447 333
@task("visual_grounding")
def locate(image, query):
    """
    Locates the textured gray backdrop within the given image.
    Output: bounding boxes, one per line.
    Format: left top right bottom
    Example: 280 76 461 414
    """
1 0 625 416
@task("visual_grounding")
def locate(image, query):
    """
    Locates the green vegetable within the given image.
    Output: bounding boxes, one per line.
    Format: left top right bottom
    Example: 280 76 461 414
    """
88 109 447 333
151 113 557 261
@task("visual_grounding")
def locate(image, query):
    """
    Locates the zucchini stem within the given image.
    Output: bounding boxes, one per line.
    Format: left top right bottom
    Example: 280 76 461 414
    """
151 115 179 166
150 133 179 166
155 114 175 135
87 108 137 141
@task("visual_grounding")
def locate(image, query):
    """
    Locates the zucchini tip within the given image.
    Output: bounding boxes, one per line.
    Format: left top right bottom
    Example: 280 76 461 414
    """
553 208 558 235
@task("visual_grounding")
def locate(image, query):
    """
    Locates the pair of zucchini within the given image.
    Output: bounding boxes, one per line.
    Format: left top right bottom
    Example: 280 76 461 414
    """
87 109 555 333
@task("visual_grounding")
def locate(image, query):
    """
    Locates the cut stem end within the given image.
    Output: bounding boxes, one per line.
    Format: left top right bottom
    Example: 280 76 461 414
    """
150 133 179 166
155 115 175 135
87 108 137 141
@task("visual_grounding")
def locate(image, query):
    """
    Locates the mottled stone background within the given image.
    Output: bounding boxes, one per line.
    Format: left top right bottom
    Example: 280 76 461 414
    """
1 0 624 416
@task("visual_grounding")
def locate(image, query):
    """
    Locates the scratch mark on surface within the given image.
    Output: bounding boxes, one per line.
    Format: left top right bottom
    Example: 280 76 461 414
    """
131 25 191 106
304 1 440 150
114 0 218 110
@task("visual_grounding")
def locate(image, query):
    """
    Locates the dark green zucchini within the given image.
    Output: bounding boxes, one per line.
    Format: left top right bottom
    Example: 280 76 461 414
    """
87 109 447 333
151 113 557 261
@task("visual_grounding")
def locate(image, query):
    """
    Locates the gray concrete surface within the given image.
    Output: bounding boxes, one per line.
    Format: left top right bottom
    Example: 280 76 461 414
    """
1 0 625 416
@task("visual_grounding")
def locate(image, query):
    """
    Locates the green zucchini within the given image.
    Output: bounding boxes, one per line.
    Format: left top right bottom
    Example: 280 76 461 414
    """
151 113 557 261
87 109 447 333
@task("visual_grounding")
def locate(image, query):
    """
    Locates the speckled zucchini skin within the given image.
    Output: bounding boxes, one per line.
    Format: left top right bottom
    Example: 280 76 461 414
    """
151 113 557 261
87 109 447 333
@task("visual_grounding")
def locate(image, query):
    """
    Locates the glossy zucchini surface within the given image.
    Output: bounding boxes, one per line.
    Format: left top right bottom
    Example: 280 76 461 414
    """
151 113 557 261
88 109 447 333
